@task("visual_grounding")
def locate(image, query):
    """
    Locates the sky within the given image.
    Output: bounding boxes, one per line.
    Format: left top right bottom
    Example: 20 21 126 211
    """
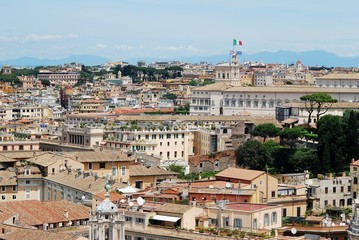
1 0 359 61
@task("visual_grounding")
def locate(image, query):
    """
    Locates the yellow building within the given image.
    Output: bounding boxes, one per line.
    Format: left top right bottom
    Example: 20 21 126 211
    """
64 151 135 183
129 165 178 190
350 160 359 199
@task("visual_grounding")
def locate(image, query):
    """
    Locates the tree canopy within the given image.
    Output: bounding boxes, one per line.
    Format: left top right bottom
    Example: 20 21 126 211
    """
252 123 280 142
300 93 337 127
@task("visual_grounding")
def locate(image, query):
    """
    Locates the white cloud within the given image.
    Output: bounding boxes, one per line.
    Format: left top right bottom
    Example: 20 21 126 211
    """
25 33 78 41
156 45 200 53
92 43 107 50
112 44 136 50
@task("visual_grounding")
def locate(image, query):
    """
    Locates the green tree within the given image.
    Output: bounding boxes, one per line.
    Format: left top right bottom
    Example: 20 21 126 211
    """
166 164 186 179
252 123 280 142
163 92 177 100
111 64 123 78
317 115 345 172
166 66 183 78
236 140 272 171
41 79 51 86
300 93 337 127
344 110 359 162
289 148 320 174
122 65 139 81
189 79 198 86
280 127 304 148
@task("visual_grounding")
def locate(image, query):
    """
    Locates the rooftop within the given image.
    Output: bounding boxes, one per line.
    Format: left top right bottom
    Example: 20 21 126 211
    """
316 73 359 80
45 171 124 194
0 200 89 226
215 167 265 181
129 165 178 177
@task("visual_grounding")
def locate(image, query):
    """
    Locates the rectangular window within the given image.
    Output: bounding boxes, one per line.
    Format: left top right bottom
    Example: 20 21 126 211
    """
99 162 106 169
333 200 336 206
1 186 6 192
325 187 328 194
111 166 117 176
25 190 31 200
264 213 269 226
253 218 257 229
121 166 126 176
271 212 277 224
234 218 242 228
324 200 328 206
12 186 16 192
223 217 229 227
159 134 163 139
25 180 31 184
88 162 93 170
136 218 144 224
333 187 336 193
282 208 287 217
166 134 171 139
355 177 358 185
12 195 16 200
125 216 133 222
271 191 275 198
1 195 5 200
239 100 243 107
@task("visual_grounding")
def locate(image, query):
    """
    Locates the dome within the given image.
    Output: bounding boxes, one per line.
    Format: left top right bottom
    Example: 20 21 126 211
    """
96 198 118 213
96 183 118 213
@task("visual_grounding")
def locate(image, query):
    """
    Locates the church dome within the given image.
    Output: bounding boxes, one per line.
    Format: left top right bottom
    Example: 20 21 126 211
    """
96 183 118 213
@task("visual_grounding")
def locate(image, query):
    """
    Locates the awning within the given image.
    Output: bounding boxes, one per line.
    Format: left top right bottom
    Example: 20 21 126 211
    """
151 215 180 222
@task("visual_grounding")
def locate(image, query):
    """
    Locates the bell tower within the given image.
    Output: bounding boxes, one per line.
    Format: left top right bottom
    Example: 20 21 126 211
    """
89 184 125 240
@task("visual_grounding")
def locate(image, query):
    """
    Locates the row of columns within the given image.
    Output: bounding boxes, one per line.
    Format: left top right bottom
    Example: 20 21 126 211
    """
69 134 85 145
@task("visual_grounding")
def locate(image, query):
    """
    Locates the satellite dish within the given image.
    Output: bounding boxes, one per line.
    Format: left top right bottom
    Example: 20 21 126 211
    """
291 228 297 235
128 201 134 207
225 182 232 189
137 197 145 206
120 199 126 204
209 185 214 189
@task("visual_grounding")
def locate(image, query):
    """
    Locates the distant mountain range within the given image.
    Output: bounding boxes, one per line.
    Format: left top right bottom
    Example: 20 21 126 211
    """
127 50 359 67
1 50 359 67
0 55 111 67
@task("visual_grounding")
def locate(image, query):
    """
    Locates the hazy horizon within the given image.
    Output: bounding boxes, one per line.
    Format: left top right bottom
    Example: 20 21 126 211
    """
1 0 359 61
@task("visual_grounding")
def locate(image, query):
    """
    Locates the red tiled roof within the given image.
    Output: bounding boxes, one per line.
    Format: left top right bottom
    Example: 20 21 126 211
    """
0 224 81 240
215 167 264 181
0 200 90 226
94 191 123 201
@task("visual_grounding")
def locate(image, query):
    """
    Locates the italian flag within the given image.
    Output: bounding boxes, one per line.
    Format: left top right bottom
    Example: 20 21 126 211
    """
233 39 243 46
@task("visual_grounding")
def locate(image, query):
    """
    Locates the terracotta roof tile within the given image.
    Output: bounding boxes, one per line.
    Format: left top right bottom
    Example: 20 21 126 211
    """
156 203 193 214
0 200 89 226
45 171 124 194
0 224 83 240
0 170 17 186
130 165 178 177
216 167 264 181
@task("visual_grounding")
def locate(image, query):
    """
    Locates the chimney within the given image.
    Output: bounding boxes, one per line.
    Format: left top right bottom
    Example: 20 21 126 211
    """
64 210 69 218
352 158 355 164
